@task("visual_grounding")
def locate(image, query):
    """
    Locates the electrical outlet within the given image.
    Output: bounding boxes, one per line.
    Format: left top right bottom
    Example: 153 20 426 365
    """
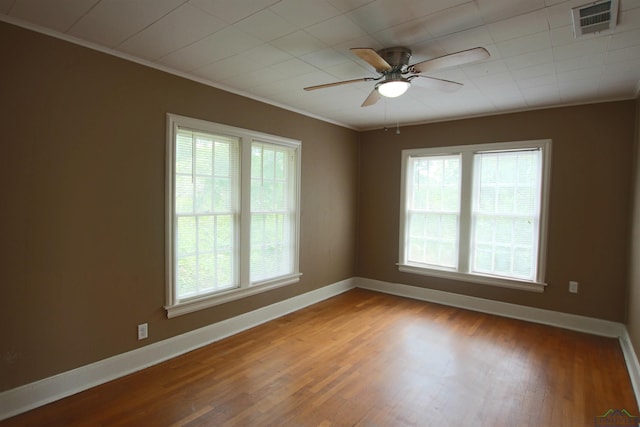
569 281 579 294
137 323 148 340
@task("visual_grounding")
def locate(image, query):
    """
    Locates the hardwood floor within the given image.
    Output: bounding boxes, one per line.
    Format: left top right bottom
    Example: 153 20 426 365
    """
2 289 638 427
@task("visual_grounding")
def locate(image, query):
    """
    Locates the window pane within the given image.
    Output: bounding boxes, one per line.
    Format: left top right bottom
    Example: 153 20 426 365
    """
214 141 230 176
174 127 239 300
176 175 193 214
216 215 233 248
195 136 212 175
214 178 231 212
407 212 458 268
176 133 192 175
471 150 541 281
195 176 212 213
177 216 196 256
251 213 292 281
177 256 197 297
275 151 286 180
250 142 296 283
407 155 460 269
198 216 215 252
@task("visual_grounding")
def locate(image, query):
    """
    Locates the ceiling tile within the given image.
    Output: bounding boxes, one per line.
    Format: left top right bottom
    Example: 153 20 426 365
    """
556 66 603 82
118 4 227 61
607 44 640 62
69 0 186 47
189 0 280 24
621 0 640 11
488 9 549 42
462 58 510 78
475 0 546 23
600 60 640 96
602 58 640 80
305 14 368 46
408 0 473 17
436 26 495 53
301 48 350 69
554 53 605 72
220 67 284 91
552 35 610 60
546 0 583 29
559 80 600 103
510 62 555 80
270 0 341 28
597 79 639 98
238 44 293 68
550 25 575 46
520 83 561 106
268 58 319 80
270 31 327 56
516 73 557 89
423 68 471 86
485 92 528 110
333 34 384 56
472 71 517 88
396 41 448 66
496 31 552 57
193 54 256 81
504 49 554 70
345 0 424 34
610 28 640 50
8 0 95 32
215 45 293 73
158 26 262 71
617 7 640 32
326 0 376 13
324 60 373 79
416 2 484 38
235 8 298 42
370 19 435 48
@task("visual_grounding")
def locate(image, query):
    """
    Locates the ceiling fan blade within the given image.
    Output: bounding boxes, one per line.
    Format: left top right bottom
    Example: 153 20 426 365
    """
304 77 375 91
361 88 381 107
351 48 392 72
409 47 490 74
410 76 463 93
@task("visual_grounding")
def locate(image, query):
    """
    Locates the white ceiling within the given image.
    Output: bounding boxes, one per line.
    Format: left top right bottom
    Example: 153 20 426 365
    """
2 0 640 129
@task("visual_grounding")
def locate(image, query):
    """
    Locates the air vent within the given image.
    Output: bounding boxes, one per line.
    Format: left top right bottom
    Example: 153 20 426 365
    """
572 0 619 37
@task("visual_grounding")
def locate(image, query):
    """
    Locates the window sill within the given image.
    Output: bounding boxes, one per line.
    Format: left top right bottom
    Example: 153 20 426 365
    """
397 264 546 293
165 273 302 318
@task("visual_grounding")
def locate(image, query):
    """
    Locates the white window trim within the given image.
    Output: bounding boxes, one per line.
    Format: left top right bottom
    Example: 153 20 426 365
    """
165 114 302 318
398 139 551 293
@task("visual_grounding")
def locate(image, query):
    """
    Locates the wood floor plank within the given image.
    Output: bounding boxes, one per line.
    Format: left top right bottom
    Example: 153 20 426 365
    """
2 289 638 426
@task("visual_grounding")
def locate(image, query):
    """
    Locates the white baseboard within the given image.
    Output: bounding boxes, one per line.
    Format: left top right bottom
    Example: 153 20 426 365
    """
620 329 640 409
0 278 356 421
355 277 625 337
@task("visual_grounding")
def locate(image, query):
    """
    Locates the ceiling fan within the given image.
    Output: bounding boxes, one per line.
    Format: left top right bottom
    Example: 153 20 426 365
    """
304 46 490 107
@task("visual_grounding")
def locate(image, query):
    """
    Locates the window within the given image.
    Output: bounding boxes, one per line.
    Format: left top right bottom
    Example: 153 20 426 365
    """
166 114 301 317
399 140 550 292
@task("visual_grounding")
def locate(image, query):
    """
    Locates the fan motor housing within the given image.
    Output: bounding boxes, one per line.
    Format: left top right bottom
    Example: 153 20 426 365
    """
377 47 412 68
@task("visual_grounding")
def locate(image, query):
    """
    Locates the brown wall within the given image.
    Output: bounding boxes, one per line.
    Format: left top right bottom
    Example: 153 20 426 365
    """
358 102 636 322
0 22 359 391
628 97 640 355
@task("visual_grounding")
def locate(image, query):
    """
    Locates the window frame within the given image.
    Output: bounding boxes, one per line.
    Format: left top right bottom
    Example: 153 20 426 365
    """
165 114 302 318
398 139 551 293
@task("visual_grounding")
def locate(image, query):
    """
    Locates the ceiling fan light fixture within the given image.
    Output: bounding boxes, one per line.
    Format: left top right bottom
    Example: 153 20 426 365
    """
377 80 410 98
